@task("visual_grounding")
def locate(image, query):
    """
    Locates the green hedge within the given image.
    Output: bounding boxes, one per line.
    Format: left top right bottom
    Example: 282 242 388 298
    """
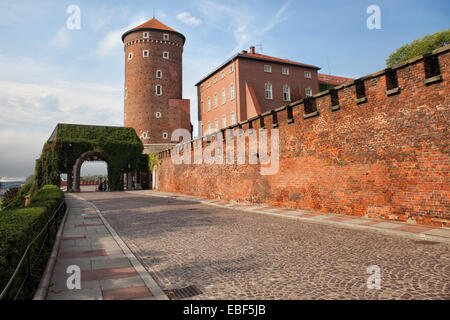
0 185 64 300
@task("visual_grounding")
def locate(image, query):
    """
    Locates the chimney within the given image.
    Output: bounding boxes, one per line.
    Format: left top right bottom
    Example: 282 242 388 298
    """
250 46 255 54
242 50 248 54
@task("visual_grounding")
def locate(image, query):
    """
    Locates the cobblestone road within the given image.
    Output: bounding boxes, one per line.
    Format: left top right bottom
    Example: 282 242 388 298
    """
79 191 450 300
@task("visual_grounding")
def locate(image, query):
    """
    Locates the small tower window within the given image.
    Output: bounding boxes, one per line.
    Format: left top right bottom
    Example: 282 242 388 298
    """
143 50 149 57
128 53 133 61
143 132 148 138
163 33 169 40
155 112 162 118
156 70 162 79
143 32 149 39
163 51 169 59
156 85 162 96
163 132 168 139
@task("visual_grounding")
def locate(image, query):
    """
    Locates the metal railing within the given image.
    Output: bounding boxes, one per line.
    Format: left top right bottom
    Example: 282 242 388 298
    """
0 201 66 300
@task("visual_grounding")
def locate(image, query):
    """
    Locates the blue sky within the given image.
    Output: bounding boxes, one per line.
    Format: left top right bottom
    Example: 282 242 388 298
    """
0 0 448 177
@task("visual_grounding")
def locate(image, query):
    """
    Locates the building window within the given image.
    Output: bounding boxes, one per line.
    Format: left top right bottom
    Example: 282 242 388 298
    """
207 97 211 111
264 65 272 73
214 93 218 108
213 76 217 83
163 51 169 59
207 122 211 131
156 85 162 96
221 71 225 79
282 67 289 75
143 32 149 39
229 65 234 73
156 112 162 118
143 50 149 57
222 89 226 104
305 71 312 79
128 52 133 61
163 33 169 40
163 132 168 139
230 83 235 100
214 119 219 130
207 81 211 88
306 88 312 97
230 112 236 125
143 132 147 138
265 82 273 100
156 70 162 78
222 115 227 128
283 85 291 101
125 88 127 98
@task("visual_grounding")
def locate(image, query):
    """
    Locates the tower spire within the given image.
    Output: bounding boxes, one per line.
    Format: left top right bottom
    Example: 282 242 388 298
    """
153 8 155 19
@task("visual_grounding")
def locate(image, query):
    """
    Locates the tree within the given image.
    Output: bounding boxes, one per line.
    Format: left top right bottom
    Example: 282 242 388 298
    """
386 29 450 67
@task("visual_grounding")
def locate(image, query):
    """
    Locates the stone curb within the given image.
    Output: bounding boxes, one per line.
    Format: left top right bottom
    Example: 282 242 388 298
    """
71 194 169 300
131 191 450 245
33 204 69 300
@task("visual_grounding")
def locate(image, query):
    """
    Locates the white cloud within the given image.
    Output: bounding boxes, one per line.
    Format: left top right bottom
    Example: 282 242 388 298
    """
176 12 202 26
96 15 147 57
51 27 70 49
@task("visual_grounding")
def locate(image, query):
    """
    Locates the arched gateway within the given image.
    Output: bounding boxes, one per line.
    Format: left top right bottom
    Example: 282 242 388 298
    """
34 124 149 192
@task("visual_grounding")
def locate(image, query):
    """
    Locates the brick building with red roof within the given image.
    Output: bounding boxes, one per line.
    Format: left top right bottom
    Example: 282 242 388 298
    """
196 46 322 136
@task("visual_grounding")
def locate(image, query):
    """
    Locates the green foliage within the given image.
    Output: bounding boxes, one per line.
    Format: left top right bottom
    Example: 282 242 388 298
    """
148 153 159 171
0 185 64 299
1 184 32 211
386 29 450 67
34 124 144 191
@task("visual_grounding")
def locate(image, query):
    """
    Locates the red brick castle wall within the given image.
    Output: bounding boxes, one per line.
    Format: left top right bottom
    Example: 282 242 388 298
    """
157 46 450 227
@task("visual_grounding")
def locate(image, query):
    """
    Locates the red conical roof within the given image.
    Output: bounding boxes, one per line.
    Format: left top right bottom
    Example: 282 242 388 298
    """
122 18 185 43
131 18 177 33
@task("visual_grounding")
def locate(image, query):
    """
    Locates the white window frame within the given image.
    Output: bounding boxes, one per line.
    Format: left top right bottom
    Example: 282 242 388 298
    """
221 89 226 105
305 71 312 79
230 111 236 125
128 52 133 61
163 51 169 59
143 50 149 57
207 81 211 88
155 112 162 118
143 132 148 138
214 93 218 108
229 65 234 73
207 97 211 111
264 65 272 73
156 70 162 78
283 85 291 102
222 115 227 128
221 71 225 79
265 82 273 100
163 132 168 139
163 33 169 40
143 32 149 39
207 122 211 131
306 88 312 97
214 119 219 130
156 85 162 96
230 83 235 100
282 67 289 75
213 76 217 83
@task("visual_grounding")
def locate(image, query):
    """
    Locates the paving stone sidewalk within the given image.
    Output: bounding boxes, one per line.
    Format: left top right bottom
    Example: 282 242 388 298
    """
46 194 167 300
138 190 450 242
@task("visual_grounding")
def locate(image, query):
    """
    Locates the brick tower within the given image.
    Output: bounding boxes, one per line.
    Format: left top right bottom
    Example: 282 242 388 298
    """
122 18 191 154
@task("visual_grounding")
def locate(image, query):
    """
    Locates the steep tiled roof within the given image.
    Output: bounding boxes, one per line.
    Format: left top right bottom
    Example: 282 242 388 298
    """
318 73 354 85
131 18 177 33
121 18 185 43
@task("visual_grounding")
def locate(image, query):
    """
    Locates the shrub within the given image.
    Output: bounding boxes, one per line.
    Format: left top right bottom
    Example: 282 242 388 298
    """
1 187 20 210
0 185 64 300
1 184 32 211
